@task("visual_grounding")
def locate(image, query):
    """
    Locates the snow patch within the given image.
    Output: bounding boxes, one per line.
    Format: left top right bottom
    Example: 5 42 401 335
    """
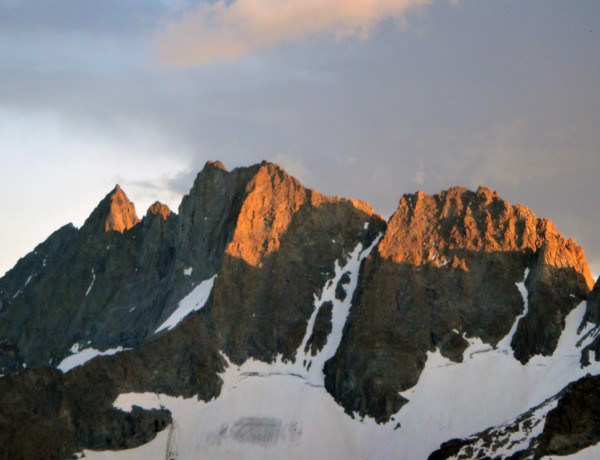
24 275 33 287
155 275 216 333
115 393 164 412
183 267 193 276
297 235 382 386
85 269 96 296
57 346 126 373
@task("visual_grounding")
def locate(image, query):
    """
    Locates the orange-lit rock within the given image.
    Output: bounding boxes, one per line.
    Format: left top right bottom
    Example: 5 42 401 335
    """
378 186 593 289
147 201 171 220
103 185 141 233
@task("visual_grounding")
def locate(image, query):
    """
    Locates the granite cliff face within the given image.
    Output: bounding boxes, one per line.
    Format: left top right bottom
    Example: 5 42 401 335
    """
0 162 597 459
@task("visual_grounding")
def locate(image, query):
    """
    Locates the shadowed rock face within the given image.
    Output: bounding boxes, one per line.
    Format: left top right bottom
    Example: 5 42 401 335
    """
536 373 600 456
0 197 180 371
324 187 593 422
305 301 334 356
0 163 596 458
579 278 600 366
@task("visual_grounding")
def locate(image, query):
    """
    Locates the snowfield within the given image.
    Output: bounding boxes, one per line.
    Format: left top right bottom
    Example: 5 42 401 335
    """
81 257 600 459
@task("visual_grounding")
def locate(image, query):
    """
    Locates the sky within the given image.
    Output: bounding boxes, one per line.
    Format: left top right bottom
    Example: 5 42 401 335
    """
1 0 599 279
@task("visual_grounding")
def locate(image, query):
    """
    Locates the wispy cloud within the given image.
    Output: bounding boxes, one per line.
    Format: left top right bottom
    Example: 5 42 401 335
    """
157 0 433 66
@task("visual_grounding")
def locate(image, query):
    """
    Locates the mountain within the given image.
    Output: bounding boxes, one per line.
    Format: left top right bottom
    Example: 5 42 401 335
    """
0 161 598 459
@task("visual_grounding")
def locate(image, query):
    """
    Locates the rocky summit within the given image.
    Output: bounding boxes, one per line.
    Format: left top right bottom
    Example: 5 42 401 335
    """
0 161 599 460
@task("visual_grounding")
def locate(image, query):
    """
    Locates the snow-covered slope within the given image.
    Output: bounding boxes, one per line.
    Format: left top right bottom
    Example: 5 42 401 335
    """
80 262 600 459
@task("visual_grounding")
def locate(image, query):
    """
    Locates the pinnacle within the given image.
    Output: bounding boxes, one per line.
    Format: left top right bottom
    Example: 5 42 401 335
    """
147 201 171 220
82 185 140 234
204 160 228 172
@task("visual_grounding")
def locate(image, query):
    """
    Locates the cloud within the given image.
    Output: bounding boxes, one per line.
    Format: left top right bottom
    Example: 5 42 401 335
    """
157 0 432 66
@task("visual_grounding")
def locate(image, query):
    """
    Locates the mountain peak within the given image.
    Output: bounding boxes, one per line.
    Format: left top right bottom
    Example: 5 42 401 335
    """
82 185 141 234
147 201 171 220
204 160 228 172
378 187 592 284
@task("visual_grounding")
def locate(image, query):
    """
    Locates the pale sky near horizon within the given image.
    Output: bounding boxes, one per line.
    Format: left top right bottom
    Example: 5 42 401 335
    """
1 0 599 279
